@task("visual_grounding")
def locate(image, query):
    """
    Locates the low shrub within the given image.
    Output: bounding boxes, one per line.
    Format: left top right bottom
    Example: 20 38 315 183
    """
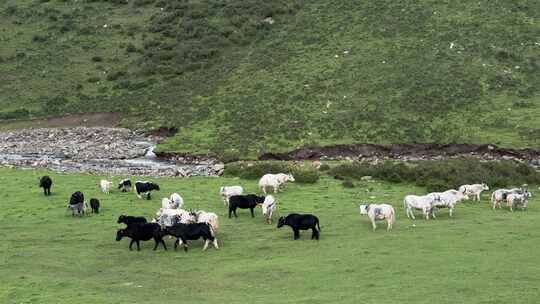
319 163 331 171
0 108 31 120
106 70 126 81
329 158 540 191
513 100 532 108
342 180 355 188
219 150 241 163
292 167 320 184
32 35 48 43
113 80 149 90
5 6 17 16
126 43 137 53
424 179 451 193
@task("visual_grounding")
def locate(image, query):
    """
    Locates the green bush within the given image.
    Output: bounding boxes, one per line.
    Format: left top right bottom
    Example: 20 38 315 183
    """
0 108 31 120
219 150 241 163
106 70 126 81
342 180 355 188
41 96 68 115
329 158 540 191
126 43 137 53
319 163 331 171
32 35 48 43
133 0 154 7
5 6 17 16
424 179 451 193
291 167 320 184
139 0 304 72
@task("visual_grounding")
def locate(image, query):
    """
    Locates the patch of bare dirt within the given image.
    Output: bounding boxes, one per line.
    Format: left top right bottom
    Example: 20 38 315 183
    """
259 143 540 167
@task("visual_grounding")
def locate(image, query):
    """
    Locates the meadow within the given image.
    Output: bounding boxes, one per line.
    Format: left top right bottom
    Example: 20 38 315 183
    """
1 167 539 304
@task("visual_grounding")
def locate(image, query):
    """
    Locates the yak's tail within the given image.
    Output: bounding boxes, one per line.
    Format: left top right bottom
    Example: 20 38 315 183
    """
316 218 321 232
390 208 396 225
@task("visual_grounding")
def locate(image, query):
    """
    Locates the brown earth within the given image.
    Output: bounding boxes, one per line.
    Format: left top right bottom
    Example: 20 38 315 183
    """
259 143 540 163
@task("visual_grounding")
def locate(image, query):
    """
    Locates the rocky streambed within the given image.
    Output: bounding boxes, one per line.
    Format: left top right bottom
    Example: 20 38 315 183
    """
2 127 538 176
0 127 224 177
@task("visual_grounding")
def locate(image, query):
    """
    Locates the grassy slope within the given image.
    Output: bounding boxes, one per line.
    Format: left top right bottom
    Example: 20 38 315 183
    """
1 0 539 157
0 167 539 303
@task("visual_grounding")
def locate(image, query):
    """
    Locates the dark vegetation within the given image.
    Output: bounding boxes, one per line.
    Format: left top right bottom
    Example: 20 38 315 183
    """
1 0 539 157
342 180 355 188
329 158 540 192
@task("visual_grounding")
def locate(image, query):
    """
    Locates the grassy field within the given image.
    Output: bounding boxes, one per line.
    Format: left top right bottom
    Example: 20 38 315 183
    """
1 167 539 303
2 0 539 156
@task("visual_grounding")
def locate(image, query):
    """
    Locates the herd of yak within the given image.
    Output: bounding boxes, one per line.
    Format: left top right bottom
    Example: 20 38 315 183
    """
37 170 533 252
37 174 320 252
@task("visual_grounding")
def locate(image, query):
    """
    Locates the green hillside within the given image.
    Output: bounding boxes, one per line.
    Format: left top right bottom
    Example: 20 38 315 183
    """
1 0 539 157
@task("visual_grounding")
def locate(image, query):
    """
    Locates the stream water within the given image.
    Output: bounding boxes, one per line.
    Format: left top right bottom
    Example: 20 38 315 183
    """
0 128 222 177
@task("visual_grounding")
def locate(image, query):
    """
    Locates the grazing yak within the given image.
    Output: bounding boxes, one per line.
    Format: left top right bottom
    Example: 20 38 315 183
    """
191 210 220 233
459 183 489 201
169 193 184 209
261 195 278 224
403 194 438 220
39 176 52 196
491 187 525 209
68 191 87 216
155 208 195 227
117 215 147 226
161 198 175 210
506 191 532 212
160 193 184 210
219 186 243 206
427 190 469 218
134 181 160 200
157 223 218 252
116 223 166 251
228 194 266 218
277 213 320 240
89 198 100 214
100 179 113 194
259 173 295 194
359 204 395 231
118 179 132 192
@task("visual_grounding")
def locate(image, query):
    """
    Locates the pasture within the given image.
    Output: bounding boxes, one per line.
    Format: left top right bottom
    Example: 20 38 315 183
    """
0 167 539 303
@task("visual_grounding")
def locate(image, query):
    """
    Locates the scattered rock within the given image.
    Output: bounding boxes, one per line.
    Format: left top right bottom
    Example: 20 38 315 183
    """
0 127 223 177
259 143 540 169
